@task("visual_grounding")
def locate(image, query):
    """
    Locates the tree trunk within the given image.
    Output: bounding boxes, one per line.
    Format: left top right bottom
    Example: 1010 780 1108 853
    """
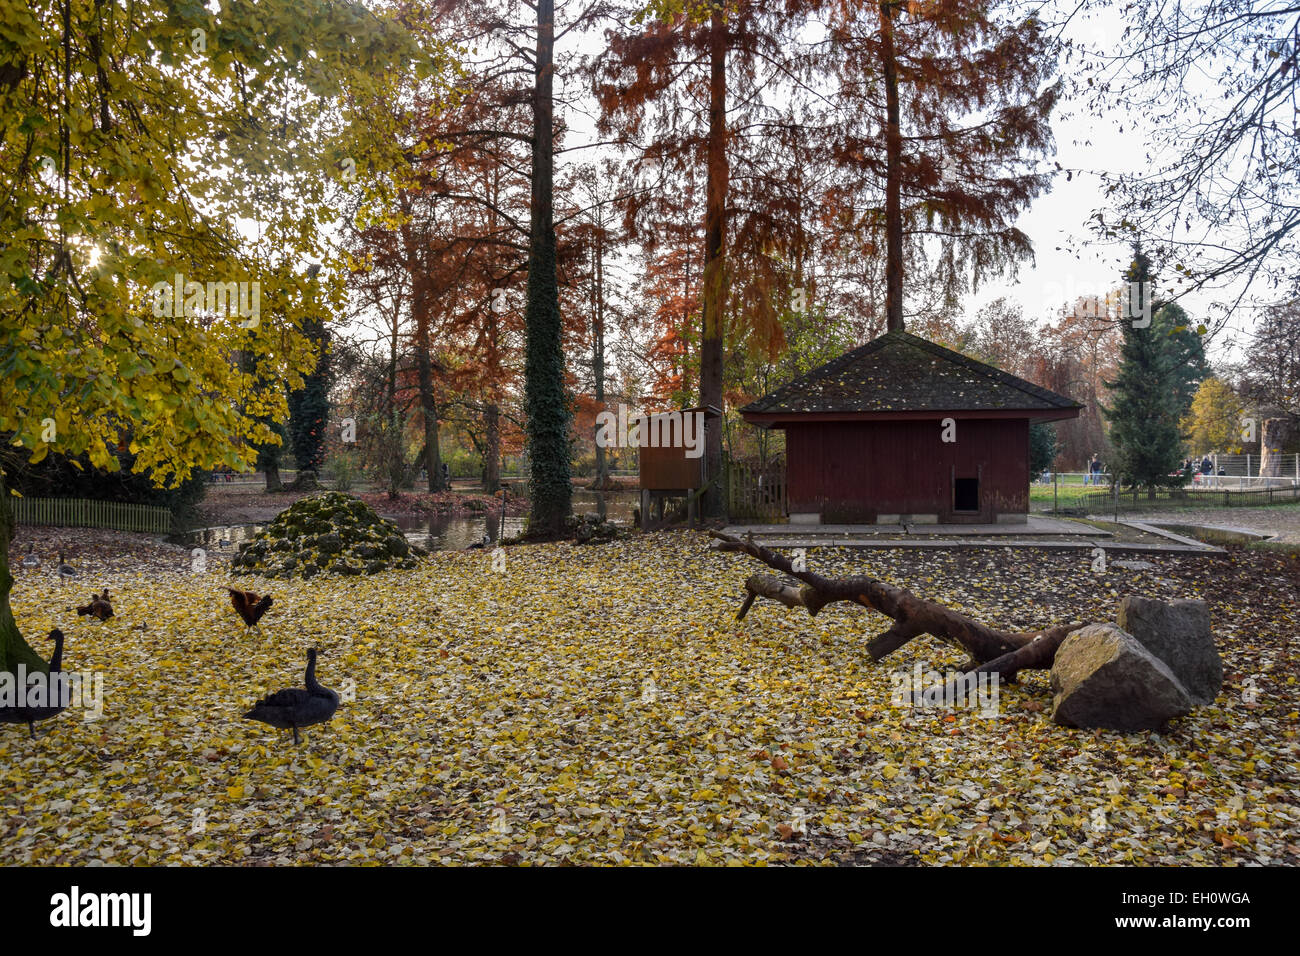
289 470 321 492
523 0 572 537
700 8 728 518
1260 418 1287 477
484 402 501 492
712 531 1082 681
414 325 445 494
592 206 608 519
879 0 904 333
0 469 45 676
264 464 283 493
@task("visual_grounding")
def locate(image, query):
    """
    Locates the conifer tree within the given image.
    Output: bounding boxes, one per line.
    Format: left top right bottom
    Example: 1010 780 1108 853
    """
1104 247 1186 497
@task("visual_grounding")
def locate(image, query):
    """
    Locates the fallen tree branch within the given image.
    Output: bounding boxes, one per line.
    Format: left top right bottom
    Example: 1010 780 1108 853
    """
711 531 1083 676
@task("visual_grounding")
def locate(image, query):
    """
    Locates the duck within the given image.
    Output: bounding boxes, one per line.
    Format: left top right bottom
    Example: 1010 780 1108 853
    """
227 587 273 635
57 553 76 584
76 589 113 622
20 546 39 570
0 630 68 738
243 648 339 746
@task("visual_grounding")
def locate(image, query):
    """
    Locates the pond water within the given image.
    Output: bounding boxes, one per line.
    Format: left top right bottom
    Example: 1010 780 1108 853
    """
1150 523 1274 547
175 490 638 553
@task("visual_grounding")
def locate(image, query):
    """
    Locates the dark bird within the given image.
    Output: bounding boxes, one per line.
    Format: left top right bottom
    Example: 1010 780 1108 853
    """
20 545 39 570
76 589 113 622
228 587 273 635
243 648 339 746
57 553 76 584
0 630 68 738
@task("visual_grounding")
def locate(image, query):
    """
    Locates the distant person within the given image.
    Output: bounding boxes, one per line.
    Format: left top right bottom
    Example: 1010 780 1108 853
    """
1087 454 1101 486
441 462 450 487
1201 456 1213 475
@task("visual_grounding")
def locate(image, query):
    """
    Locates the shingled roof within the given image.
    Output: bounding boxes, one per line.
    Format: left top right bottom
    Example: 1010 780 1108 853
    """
741 330 1082 418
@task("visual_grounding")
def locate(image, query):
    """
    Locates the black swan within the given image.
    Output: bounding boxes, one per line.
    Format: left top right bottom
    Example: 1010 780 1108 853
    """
0 630 68 738
243 648 339 746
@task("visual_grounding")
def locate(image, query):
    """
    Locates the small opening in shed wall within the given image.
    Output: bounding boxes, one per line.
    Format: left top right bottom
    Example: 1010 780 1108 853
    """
954 477 979 512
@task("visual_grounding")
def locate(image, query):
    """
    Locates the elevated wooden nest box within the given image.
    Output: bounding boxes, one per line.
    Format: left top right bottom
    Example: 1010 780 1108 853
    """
635 405 721 525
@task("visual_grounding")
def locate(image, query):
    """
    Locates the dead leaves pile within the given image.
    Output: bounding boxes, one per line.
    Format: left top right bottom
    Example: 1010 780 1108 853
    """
1 533 1296 865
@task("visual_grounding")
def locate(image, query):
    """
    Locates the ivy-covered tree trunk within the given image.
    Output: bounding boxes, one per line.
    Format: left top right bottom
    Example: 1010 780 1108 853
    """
288 316 330 490
0 470 45 676
244 347 285 493
523 0 572 537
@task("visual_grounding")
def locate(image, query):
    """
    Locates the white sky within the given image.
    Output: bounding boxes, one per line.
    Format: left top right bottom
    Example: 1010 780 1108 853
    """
551 3 1271 369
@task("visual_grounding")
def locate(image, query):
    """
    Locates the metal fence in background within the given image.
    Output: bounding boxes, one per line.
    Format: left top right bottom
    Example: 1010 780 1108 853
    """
10 497 173 534
1036 477 1300 516
1183 452 1300 484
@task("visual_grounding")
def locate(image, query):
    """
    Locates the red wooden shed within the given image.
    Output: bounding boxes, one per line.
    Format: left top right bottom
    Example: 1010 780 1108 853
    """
739 330 1082 524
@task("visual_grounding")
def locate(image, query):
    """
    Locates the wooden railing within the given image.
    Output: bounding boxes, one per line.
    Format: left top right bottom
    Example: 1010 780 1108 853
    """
727 460 786 520
9 497 173 534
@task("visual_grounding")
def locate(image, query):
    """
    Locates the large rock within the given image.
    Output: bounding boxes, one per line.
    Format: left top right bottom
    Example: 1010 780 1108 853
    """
1117 596 1221 706
1050 624 1194 730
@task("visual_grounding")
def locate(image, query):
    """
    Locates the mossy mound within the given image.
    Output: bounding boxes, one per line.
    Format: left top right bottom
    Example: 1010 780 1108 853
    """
231 492 426 578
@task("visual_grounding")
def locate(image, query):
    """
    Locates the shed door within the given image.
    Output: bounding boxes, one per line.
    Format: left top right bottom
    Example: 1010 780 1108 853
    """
951 464 983 520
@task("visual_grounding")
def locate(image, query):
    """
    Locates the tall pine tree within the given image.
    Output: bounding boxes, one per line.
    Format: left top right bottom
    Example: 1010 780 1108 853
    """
1103 246 1186 497
1150 301 1209 419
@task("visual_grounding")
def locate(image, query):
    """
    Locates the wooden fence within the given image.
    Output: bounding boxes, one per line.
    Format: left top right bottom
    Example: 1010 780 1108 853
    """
10 497 173 534
727 460 787 520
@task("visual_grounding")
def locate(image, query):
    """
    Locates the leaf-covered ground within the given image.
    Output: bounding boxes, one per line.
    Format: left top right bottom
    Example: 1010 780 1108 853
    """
2 531 1297 865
